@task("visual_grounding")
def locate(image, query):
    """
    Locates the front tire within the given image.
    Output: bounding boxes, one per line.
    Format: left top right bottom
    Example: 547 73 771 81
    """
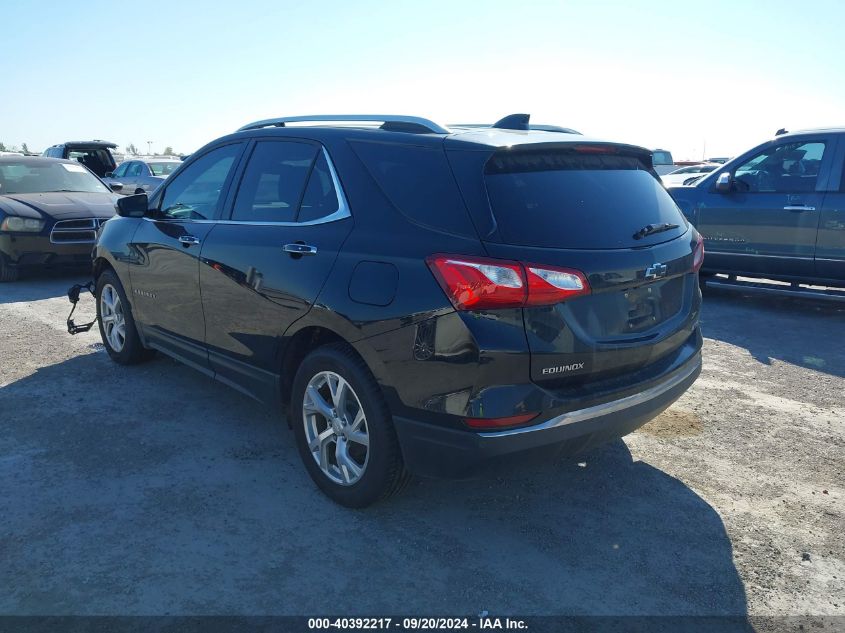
0 255 20 282
96 269 154 364
291 343 409 508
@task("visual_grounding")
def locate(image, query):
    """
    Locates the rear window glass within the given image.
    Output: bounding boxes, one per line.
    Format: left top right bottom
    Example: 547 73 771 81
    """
652 151 673 165
351 141 476 237
484 151 687 249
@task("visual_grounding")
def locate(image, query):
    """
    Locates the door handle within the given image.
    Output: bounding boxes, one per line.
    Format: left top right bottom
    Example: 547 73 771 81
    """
283 243 318 256
178 235 201 246
783 205 815 211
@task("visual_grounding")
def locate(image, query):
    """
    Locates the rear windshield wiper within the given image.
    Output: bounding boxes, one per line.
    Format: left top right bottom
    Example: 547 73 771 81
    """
633 222 679 240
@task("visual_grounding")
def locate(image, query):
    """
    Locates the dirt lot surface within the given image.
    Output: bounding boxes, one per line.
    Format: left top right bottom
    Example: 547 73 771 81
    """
1 272 842 618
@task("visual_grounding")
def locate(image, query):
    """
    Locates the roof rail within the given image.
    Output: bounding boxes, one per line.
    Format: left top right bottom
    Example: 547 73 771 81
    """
237 115 450 134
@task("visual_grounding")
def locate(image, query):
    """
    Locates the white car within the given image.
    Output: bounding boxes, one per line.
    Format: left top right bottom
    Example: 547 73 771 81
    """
660 163 720 187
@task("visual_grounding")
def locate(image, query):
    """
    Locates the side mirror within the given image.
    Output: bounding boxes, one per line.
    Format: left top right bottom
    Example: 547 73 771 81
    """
104 172 114 178
109 182 124 192
715 172 732 193
116 193 149 218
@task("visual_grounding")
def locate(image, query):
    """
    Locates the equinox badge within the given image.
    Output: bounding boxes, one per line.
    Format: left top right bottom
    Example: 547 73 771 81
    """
644 263 668 280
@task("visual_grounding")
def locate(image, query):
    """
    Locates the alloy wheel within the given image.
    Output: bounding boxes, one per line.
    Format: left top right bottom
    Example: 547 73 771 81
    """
302 371 370 486
100 284 126 353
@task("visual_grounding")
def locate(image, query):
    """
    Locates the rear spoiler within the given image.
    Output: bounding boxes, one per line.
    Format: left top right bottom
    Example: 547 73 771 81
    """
484 142 655 174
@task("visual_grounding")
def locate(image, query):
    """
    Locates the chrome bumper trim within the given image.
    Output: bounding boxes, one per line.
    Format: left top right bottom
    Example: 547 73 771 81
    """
478 354 701 438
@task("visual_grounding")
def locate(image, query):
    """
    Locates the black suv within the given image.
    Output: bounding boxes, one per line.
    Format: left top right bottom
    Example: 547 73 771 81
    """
92 114 703 507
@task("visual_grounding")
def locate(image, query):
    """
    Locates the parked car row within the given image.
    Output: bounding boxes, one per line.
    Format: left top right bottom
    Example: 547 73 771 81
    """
660 163 721 187
2 116 842 507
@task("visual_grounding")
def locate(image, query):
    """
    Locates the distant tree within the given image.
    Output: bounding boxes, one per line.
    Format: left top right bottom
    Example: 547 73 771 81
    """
163 146 174 156
0 141 6 151
126 143 139 155
21 142 29 153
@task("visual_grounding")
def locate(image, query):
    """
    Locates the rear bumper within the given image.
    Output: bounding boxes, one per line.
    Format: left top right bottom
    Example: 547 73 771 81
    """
393 349 702 478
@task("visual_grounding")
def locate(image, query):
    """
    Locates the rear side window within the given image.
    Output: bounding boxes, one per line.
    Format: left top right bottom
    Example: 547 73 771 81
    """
351 141 476 236
484 151 687 249
232 141 318 222
299 152 340 222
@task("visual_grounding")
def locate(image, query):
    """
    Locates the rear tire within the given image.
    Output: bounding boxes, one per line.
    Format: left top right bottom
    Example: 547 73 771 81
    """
290 343 410 508
0 255 20 282
96 269 154 364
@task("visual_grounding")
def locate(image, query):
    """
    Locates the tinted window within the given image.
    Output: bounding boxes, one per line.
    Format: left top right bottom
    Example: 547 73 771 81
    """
298 152 340 222
148 162 180 176
734 141 826 193
0 160 110 194
484 152 687 249
160 143 241 220
351 141 475 236
112 163 128 177
126 162 143 177
66 150 108 175
232 141 318 222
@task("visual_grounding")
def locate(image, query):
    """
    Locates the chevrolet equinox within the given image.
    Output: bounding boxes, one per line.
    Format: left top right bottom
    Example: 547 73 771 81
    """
93 114 704 507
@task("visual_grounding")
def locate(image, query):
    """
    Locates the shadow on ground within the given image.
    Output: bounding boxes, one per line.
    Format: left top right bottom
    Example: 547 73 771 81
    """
701 285 845 378
0 349 748 618
0 268 91 304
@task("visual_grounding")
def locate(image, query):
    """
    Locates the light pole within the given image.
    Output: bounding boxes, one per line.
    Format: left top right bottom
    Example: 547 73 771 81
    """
147 141 153 155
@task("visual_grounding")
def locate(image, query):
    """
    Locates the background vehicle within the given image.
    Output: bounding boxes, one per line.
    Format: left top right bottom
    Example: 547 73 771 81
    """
0 156 117 281
102 157 182 195
652 148 675 175
661 163 720 187
668 128 845 291
42 140 118 178
92 114 703 507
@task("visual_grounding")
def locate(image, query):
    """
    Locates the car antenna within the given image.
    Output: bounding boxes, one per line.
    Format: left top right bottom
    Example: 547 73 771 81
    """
775 128 788 136
491 113 530 131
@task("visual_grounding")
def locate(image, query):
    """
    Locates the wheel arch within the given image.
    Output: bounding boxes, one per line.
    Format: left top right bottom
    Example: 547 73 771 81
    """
92 256 115 281
279 323 388 414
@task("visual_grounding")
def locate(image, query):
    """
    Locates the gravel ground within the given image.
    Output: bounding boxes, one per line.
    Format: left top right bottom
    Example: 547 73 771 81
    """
0 271 842 618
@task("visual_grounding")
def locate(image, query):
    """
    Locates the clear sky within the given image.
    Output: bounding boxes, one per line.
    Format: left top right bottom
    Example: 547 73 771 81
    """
3 0 844 160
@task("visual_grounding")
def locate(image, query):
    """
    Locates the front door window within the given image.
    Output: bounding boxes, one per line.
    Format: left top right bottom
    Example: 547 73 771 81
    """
734 141 826 193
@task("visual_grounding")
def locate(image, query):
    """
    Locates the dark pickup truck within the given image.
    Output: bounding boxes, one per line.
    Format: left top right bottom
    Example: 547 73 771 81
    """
667 128 845 295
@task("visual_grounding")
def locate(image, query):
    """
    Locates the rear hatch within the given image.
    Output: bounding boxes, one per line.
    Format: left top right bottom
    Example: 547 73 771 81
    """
448 141 701 390
63 142 118 178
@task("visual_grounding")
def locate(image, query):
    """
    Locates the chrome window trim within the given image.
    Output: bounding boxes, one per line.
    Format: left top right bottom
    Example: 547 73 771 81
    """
478 355 701 439
152 147 351 227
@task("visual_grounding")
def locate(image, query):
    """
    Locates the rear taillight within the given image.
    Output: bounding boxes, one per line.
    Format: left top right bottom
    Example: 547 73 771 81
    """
464 412 539 430
692 234 704 272
524 265 589 306
426 254 590 311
